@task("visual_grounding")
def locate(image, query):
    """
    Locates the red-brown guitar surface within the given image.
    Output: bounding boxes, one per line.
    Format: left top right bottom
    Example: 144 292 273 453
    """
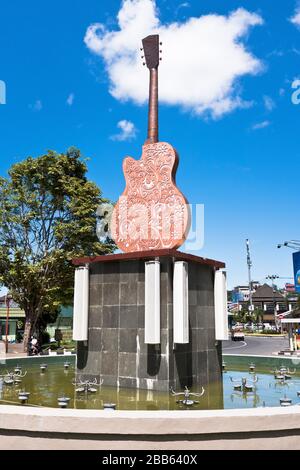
111 142 190 252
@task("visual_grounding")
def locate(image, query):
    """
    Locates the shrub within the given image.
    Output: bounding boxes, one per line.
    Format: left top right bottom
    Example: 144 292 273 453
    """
40 331 50 345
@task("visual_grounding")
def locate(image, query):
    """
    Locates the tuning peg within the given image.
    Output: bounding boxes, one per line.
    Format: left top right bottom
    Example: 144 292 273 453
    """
143 62 146 66
141 56 144 59
160 50 162 53
140 47 143 51
159 58 162 61
160 42 162 45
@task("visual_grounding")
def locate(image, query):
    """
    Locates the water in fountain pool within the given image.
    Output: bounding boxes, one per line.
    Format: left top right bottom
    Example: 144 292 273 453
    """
1 358 300 410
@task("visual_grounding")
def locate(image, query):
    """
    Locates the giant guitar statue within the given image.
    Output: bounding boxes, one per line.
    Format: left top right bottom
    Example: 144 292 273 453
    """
111 35 190 252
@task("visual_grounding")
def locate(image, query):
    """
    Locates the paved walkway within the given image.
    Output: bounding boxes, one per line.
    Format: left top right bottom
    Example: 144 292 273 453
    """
0 341 27 359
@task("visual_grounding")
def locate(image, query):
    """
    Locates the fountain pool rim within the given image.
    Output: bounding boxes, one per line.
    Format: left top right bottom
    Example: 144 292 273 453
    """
2 354 300 449
1 401 300 437
2 404 300 451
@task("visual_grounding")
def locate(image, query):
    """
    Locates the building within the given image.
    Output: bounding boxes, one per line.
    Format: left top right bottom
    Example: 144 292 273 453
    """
46 306 73 342
0 296 25 342
232 283 297 324
232 286 250 302
231 281 260 302
0 295 73 343
251 284 290 324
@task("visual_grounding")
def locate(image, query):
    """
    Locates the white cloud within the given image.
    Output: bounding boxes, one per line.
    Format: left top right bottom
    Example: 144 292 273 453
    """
252 120 271 130
110 119 137 141
84 0 263 118
290 8 300 26
267 49 284 58
279 88 285 96
263 95 276 111
29 100 42 112
66 93 75 106
176 2 190 14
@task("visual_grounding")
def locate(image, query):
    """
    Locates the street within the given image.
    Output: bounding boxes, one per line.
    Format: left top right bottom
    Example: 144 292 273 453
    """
222 335 289 356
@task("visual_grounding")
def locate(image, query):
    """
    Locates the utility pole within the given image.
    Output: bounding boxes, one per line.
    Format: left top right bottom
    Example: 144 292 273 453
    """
5 293 12 354
246 239 253 312
266 275 280 330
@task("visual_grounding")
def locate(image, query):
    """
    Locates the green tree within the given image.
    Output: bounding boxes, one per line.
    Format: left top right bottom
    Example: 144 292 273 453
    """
233 309 247 324
233 306 263 326
0 148 115 351
251 307 263 324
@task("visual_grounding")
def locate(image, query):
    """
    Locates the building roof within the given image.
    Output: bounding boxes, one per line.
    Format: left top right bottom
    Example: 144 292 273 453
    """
252 283 285 301
0 308 25 318
73 249 226 269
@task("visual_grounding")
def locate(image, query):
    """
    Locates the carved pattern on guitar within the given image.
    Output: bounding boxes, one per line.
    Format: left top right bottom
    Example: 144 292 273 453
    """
111 142 190 252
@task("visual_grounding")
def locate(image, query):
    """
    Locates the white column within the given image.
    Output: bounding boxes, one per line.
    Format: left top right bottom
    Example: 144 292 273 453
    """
289 325 294 351
214 270 229 341
73 265 89 341
145 261 160 344
173 261 189 344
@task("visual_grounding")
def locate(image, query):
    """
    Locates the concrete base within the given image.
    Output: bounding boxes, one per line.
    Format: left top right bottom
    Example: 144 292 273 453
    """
1 405 300 450
76 250 224 397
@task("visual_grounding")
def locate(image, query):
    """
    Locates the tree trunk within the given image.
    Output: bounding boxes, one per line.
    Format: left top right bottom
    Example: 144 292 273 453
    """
23 317 32 353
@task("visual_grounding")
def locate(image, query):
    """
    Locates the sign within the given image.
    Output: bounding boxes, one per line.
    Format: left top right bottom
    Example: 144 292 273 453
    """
293 251 300 293
231 291 244 303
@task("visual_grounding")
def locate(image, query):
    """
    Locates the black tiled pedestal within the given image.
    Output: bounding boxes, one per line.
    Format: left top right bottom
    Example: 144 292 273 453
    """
76 250 224 399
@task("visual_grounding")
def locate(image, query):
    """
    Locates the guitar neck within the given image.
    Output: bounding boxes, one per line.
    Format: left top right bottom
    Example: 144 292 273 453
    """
146 67 158 144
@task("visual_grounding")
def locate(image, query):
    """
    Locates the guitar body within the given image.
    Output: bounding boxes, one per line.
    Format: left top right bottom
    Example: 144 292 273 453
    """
111 142 190 252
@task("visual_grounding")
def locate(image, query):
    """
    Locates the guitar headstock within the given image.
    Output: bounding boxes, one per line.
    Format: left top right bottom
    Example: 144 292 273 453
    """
141 34 162 69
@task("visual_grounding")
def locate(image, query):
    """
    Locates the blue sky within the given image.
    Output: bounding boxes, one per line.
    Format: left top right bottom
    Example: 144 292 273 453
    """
0 0 300 289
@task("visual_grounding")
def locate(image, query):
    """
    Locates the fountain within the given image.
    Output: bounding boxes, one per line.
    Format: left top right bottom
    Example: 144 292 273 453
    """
2 21 300 444
274 377 293 388
0 355 300 411
272 367 296 380
14 365 22 375
170 386 205 406
103 403 117 411
1 370 27 385
73 378 102 395
280 395 292 407
57 396 71 408
73 34 227 399
4 376 14 385
18 391 30 405
230 376 258 393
